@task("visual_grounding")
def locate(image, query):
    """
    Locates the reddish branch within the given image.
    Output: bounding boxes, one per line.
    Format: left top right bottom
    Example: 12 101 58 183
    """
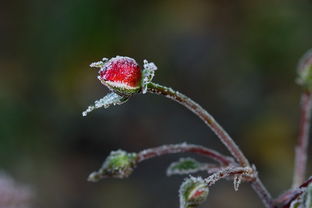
293 92 312 187
137 143 234 166
146 82 273 208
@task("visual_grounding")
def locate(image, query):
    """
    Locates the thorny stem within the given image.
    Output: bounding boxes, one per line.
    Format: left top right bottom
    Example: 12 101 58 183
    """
146 82 273 208
137 143 234 166
293 91 312 188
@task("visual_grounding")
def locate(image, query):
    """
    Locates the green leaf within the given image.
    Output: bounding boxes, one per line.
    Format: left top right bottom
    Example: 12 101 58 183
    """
167 158 204 176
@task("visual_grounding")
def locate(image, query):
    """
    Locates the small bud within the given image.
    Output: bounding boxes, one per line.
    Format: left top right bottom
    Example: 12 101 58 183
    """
303 183 312 208
288 182 312 208
179 176 209 208
95 56 142 95
88 150 138 182
297 49 312 91
167 158 203 176
289 199 301 208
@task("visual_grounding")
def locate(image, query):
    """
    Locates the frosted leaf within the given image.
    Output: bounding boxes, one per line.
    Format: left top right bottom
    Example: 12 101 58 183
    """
167 158 205 176
179 176 209 208
89 58 109 68
233 174 242 191
141 59 157 94
90 61 104 68
82 92 128 116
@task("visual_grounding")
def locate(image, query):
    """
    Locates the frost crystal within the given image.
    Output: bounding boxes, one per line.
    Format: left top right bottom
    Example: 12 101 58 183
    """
142 59 157 94
233 174 242 191
82 92 128 116
166 158 204 176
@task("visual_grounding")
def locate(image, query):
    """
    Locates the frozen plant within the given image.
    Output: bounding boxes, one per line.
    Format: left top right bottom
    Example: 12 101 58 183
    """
83 52 312 208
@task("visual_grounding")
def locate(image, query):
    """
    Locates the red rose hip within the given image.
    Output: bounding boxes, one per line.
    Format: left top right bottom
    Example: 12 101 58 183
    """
97 56 142 95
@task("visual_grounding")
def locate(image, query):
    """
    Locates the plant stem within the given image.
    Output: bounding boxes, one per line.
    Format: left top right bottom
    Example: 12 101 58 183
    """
251 177 273 208
137 143 234 166
204 166 253 186
293 91 312 188
147 82 248 166
146 82 273 208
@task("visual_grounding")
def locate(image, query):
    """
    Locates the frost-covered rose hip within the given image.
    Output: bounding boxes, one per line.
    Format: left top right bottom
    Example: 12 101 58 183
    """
93 56 142 95
83 56 157 116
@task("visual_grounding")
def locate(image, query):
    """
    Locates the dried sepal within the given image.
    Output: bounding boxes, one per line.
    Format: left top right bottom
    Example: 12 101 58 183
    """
88 150 138 182
179 176 209 208
167 158 205 176
141 59 157 94
82 92 128 116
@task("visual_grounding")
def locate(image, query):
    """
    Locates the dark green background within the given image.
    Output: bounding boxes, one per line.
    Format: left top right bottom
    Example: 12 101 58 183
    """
1 0 312 207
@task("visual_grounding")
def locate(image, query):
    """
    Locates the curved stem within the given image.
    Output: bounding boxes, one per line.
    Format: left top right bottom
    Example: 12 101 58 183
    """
251 177 273 208
146 82 273 208
137 143 234 166
293 91 312 188
147 82 248 166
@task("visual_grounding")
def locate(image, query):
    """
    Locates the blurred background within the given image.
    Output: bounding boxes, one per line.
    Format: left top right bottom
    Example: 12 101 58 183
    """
1 0 312 207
